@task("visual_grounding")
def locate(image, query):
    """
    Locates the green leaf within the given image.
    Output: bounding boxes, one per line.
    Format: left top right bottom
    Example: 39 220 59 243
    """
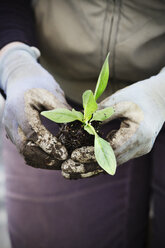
94 53 110 101
82 90 98 121
41 108 82 123
71 109 84 122
94 134 116 175
91 107 114 122
84 124 96 135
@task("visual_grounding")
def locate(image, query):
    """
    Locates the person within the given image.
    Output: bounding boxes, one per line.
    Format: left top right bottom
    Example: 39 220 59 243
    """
0 0 165 247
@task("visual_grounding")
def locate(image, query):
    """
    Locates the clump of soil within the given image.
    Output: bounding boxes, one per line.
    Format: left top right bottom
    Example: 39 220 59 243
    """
57 121 102 154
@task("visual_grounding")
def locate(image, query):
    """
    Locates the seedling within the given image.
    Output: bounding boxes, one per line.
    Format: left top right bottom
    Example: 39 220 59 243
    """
41 53 117 175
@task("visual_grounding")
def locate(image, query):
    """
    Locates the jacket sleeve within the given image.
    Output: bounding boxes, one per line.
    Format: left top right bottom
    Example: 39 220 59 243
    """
0 0 36 49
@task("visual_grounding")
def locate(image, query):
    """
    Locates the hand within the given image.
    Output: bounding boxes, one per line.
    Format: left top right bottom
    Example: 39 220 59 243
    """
62 69 165 178
0 43 70 169
62 147 104 179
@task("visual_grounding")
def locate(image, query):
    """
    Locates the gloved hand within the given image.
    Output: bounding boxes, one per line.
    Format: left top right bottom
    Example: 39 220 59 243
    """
0 42 70 169
62 68 165 179
61 147 104 179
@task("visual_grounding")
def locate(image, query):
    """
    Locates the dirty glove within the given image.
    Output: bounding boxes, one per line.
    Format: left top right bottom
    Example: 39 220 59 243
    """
0 43 69 169
62 68 165 178
61 147 104 179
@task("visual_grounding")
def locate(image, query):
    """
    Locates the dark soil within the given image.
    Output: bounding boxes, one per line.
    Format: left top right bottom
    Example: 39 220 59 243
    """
57 121 102 154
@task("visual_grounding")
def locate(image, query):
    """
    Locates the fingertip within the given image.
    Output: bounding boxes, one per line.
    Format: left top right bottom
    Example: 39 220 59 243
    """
71 146 95 163
62 171 82 180
61 159 85 174
61 171 71 179
81 169 103 178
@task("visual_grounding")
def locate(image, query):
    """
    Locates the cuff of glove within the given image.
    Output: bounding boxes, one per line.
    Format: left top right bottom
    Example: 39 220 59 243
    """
0 43 40 92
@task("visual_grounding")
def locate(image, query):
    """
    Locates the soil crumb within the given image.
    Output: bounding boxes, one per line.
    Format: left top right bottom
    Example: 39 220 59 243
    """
57 121 101 154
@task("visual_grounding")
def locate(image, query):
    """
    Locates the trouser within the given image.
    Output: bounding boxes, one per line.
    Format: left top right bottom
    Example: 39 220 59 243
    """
2 103 165 248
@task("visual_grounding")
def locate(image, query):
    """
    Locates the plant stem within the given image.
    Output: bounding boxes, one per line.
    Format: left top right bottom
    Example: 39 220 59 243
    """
88 123 97 136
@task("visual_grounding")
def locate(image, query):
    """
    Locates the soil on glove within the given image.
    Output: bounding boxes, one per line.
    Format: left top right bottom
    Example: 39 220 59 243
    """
57 121 102 154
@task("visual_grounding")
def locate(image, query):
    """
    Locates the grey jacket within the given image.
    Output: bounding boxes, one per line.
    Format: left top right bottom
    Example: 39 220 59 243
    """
33 0 165 102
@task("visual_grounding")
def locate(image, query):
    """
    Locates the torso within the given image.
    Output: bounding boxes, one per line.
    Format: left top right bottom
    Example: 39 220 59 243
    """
33 0 165 102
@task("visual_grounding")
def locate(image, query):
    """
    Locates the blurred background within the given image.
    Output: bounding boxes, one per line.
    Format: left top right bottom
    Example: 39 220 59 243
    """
0 95 11 248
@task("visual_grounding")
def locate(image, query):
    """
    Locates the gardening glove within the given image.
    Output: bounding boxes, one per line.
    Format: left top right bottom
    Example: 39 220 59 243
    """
61 147 104 179
62 68 165 179
0 42 70 169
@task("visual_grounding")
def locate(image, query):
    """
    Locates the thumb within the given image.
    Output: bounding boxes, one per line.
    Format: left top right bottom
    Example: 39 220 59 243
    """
18 88 69 160
105 101 144 150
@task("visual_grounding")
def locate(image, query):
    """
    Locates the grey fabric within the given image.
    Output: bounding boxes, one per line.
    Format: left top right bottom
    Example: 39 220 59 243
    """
34 0 165 102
